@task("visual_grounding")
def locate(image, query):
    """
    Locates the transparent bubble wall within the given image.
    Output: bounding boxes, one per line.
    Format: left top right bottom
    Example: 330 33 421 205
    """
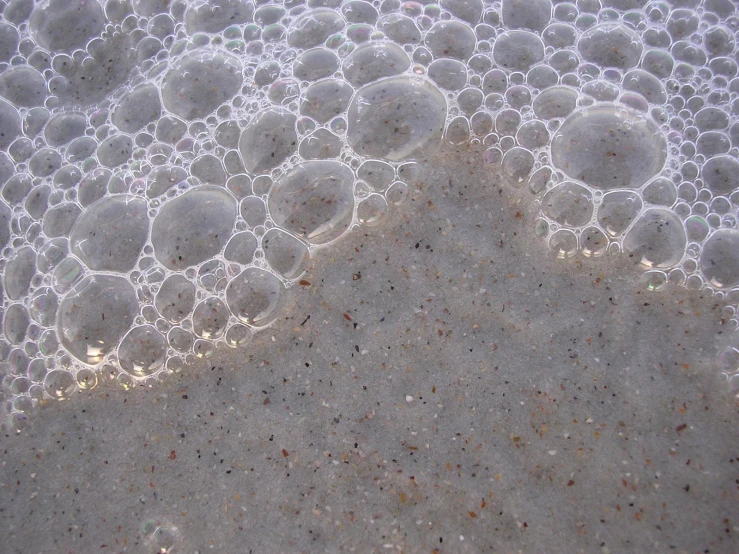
2 0 739 428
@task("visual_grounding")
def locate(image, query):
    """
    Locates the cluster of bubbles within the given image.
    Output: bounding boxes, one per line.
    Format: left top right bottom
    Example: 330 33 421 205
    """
1 0 739 427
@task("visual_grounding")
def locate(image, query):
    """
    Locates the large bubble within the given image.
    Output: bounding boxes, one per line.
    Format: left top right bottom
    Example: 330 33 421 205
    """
268 161 355 245
29 0 105 52
162 50 243 120
69 195 149 273
57 275 139 365
623 209 686 269
226 268 284 327
551 105 667 190
238 108 297 174
347 76 447 161
700 230 739 289
152 187 237 270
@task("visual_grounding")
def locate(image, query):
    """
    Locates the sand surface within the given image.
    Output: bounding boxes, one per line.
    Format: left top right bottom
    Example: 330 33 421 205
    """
2 146 737 553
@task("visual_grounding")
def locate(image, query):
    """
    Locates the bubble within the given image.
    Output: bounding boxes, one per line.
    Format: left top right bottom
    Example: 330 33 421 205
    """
57 275 139 365
43 202 82 238
700 230 739 289
225 323 252 348
597 190 642 236
493 31 545 71
239 108 297 174
622 69 666 104
52 257 84 295
424 21 477 61
152 186 237 270
666 9 699 41
184 0 254 34
671 41 706 67
294 48 340 81
0 66 47 108
457 88 484 117
704 26 735 58
226 267 284 327
4 246 35 301
288 9 345 49
638 50 674 80
268 161 354 245
376 14 422 44
695 108 729 132
29 0 105 52
428 59 467 90
501 147 535 185
112 84 162 134
0 203 10 250
526 65 557 90
69 195 149 273
0 22 19 62
551 105 667 190
704 0 735 17
118 325 167 377
441 0 483 25
8 347 29 376
156 115 188 144
192 298 230 340
74 367 97 390
509 86 534 110
532 87 578 120
146 166 187 199
0 152 14 185
495 109 521 136
347 76 446 161
580 227 608 257
696 131 730 156
191 154 227 186
577 24 642 70
623 209 686 269
35 239 67 275
224 231 258 265
96 135 133 169
445 116 470 145
702 155 739 196
299 128 343 159
356 193 388 226
342 42 410 87
516 120 549 149
43 370 76 399
685 215 709 242
167 327 192 353
549 229 578 258
254 4 285 25
4 304 29 345
66 137 98 162
541 182 594 227
154 275 195 325
30 288 58 328
297 80 350 125
2 173 31 205
0 100 21 153
262 229 310 279
342 0 378 23
161 51 243 121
